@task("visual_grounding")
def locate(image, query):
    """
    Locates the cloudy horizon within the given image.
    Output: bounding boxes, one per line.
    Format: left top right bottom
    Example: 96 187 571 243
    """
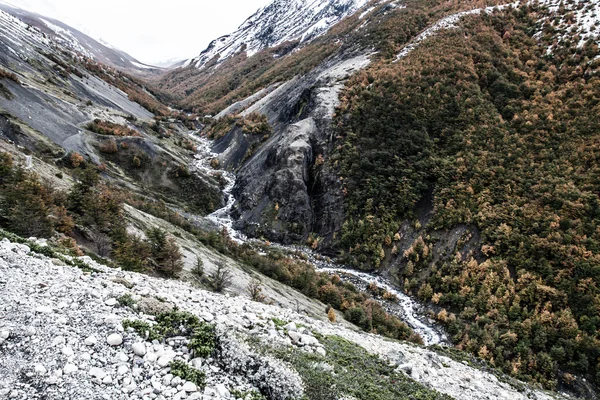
0 0 270 65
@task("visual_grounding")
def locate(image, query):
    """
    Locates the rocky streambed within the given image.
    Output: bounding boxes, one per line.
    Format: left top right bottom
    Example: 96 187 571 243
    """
191 133 447 346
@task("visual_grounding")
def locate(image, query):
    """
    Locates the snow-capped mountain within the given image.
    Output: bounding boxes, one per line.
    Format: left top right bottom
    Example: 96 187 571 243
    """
0 3 156 73
187 0 369 69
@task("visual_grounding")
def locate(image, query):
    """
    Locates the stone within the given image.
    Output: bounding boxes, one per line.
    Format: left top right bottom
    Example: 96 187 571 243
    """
283 322 297 331
35 306 53 313
117 365 129 376
34 364 47 374
157 355 173 368
215 384 229 397
132 342 147 356
62 346 74 357
315 347 327 356
0 330 9 340
84 335 98 346
64 363 78 374
182 382 197 392
89 367 106 379
104 298 118 306
107 333 123 346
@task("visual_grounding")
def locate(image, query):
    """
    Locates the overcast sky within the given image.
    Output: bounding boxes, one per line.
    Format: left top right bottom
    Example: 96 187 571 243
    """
0 0 269 65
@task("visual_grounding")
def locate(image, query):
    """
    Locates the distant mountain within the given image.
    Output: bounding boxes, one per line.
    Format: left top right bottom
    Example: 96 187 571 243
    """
186 0 369 69
0 3 157 73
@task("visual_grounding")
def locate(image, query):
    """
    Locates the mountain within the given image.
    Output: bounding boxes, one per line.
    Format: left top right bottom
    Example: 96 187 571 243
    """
186 0 369 70
155 0 600 396
2 0 600 399
0 2 158 73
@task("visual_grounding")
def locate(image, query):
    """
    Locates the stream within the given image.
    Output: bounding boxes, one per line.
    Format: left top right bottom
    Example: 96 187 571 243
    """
191 133 449 346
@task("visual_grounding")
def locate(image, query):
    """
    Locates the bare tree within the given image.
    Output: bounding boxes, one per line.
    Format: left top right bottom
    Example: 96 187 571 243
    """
246 278 266 303
209 262 233 293
88 230 112 257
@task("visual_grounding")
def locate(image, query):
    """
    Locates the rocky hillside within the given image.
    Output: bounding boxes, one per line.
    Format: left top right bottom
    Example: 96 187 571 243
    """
0 3 160 74
185 0 369 70
0 237 563 400
153 0 600 396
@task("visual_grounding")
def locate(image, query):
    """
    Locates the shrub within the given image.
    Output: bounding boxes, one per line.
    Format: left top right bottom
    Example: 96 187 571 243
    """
209 262 233 292
146 228 184 277
169 360 206 388
247 278 266 302
86 119 141 137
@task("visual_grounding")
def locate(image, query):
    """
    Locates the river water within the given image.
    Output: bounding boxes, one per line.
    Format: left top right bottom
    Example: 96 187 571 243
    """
192 133 448 346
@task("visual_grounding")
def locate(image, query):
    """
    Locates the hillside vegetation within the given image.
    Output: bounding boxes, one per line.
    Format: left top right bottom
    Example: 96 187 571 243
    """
332 3 600 390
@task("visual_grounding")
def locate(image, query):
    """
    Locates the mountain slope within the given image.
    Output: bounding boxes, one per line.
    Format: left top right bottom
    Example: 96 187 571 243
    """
154 0 600 395
0 3 159 74
186 0 369 70
0 237 561 400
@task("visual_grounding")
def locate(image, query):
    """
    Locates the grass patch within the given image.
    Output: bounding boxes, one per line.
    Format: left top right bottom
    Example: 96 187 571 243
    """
274 335 451 400
117 293 136 308
169 359 206 388
123 310 216 357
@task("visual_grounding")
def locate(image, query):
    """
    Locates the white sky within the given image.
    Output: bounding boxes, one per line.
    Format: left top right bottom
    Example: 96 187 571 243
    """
0 0 269 65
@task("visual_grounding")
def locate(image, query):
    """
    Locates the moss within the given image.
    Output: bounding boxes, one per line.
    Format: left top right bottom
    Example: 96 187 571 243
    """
169 359 206 388
274 335 451 400
117 294 136 308
123 310 216 357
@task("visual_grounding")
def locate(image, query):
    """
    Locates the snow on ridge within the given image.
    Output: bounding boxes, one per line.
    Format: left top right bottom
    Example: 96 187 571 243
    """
395 0 600 62
188 0 369 70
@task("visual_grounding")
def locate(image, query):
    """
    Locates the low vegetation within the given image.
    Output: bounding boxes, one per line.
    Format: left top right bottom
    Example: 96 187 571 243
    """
273 335 451 400
86 119 141 137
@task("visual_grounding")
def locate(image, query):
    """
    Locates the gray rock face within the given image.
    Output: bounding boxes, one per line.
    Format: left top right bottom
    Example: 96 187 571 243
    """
215 53 371 247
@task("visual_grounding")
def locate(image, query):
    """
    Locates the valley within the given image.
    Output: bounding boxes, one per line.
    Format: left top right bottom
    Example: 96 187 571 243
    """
1 0 600 398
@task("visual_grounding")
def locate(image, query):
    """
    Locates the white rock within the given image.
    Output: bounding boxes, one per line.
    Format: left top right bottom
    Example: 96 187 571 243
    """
104 298 118 306
283 322 297 331
132 342 146 356
171 376 182 387
215 384 229 397
35 306 53 313
89 367 106 379
157 355 173 368
56 316 68 325
34 364 47 374
182 382 197 392
123 384 136 394
51 336 65 346
316 347 327 356
84 335 97 346
117 365 129 376
64 363 78 374
102 375 113 384
0 330 9 340
107 333 123 346
62 346 74 357
146 352 158 362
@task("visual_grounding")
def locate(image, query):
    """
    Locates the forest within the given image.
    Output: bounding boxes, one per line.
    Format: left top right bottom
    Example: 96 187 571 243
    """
331 3 600 390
